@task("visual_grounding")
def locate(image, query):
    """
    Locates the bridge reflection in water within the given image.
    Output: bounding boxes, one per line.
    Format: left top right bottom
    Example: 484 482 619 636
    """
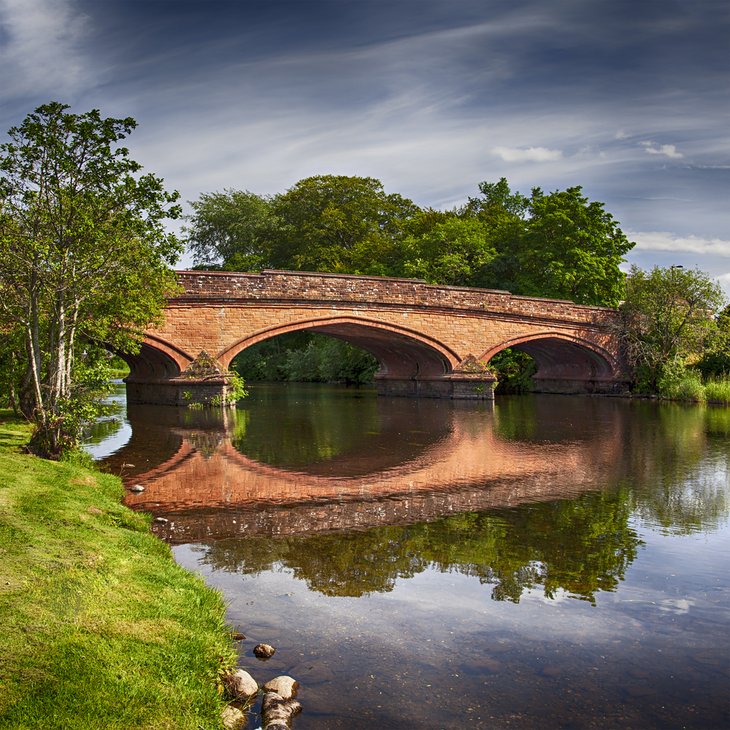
103 393 626 544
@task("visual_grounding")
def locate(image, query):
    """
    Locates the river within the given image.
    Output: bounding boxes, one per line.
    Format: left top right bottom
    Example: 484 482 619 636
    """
86 384 730 729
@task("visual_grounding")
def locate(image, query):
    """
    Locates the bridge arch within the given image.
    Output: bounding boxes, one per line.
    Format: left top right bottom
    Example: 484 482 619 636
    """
121 335 190 383
219 316 461 379
481 332 620 392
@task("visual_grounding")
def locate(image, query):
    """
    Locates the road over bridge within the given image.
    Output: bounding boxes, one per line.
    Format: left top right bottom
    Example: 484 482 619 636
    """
126 270 628 405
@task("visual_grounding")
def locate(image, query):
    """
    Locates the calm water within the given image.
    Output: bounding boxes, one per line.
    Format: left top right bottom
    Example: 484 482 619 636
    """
87 384 730 729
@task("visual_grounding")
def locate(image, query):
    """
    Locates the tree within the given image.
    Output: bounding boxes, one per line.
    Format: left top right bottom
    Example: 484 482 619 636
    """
184 189 276 271
270 175 418 274
466 179 633 306
620 266 727 391
0 102 182 457
398 210 497 286
186 176 419 275
696 305 730 378
518 186 633 306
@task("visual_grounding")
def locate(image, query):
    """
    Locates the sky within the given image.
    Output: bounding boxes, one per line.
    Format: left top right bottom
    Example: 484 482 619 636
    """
1 0 729 290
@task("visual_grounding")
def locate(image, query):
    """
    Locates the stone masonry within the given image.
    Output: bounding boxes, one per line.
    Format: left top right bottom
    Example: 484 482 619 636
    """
125 269 629 404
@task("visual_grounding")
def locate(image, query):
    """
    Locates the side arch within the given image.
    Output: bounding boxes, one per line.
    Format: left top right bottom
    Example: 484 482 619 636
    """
481 332 623 393
218 316 461 379
121 334 192 382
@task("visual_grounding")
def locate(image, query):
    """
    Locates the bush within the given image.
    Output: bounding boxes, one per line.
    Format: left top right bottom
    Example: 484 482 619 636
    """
704 376 730 404
657 359 706 402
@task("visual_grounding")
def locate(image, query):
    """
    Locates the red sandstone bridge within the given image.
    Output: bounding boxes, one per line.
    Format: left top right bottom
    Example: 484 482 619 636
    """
125 270 628 405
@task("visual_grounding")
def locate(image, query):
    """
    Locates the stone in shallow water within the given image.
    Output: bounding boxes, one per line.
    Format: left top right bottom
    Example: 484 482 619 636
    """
262 675 299 700
254 643 276 659
223 668 259 701
221 704 246 729
262 691 302 729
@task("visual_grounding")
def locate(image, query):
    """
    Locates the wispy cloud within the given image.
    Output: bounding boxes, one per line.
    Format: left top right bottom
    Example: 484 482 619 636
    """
630 231 730 257
491 146 563 163
641 141 683 159
0 0 92 98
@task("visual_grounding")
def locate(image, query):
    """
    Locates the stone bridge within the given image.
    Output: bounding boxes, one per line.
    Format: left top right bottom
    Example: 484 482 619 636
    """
126 270 628 405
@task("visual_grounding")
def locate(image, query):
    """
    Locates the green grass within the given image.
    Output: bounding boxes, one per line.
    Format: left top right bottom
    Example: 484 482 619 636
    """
705 376 730 405
0 412 237 729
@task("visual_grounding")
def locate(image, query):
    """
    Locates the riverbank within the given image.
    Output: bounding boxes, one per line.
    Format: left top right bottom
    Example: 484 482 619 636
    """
0 412 237 729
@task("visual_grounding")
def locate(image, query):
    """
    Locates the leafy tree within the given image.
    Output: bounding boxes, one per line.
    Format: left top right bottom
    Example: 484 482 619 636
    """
269 175 418 274
399 210 497 286
186 176 419 275
467 179 633 305
620 266 726 391
0 102 182 457
696 305 730 378
184 189 276 271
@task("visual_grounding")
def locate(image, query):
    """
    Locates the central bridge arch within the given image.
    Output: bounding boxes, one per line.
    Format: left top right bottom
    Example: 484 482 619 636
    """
219 316 460 379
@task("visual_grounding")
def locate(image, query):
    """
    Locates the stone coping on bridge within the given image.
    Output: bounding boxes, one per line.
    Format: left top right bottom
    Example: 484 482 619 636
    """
173 269 616 326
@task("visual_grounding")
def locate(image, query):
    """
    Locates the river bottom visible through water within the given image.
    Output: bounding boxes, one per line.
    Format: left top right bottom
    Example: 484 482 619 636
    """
86 384 730 729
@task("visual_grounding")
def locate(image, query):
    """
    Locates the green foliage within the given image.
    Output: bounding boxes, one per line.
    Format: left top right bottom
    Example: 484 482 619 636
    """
621 266 727 392
271 175 418 274
184 188 276 270
234 333 379 385
0 102 182 457
399 211 497 286
704 376 730 404
696 305 730 378
656 359 706 402
465 180 633 305
227 370 248 402
489 348 537 393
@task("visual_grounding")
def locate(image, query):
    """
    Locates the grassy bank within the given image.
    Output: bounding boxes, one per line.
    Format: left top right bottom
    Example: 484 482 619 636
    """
0 413 236 729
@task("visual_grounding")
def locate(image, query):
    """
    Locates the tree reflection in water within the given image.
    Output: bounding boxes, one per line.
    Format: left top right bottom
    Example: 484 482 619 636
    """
199 489 642 603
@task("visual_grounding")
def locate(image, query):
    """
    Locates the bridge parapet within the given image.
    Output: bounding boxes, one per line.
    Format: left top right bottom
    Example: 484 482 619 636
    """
174 270 617 329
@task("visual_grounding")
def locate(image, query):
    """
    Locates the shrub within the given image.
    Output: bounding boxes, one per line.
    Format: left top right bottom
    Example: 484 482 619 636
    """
704 376 730 404
657 359 706 402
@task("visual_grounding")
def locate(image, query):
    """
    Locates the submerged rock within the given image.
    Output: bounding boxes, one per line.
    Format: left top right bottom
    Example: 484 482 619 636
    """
262 676 299 700
262 691 302 729
253 643 276 659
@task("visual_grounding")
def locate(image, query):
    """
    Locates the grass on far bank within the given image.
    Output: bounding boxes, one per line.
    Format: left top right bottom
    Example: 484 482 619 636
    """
704 376 730 404
0 412 237 730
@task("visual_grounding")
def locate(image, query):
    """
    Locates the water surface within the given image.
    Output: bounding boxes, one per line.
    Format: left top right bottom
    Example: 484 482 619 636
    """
88 384 730 729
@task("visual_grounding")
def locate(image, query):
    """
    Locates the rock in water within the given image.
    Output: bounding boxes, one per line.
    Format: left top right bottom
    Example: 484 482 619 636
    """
223 669 259 701
253 643 276 659
262 676 299 700
262 691 302 729
221 704 247 729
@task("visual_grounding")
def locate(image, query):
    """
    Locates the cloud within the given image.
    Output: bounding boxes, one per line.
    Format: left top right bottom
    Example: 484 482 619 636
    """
491 146 563 163
641 141 683 159
630 231 730 257
0 0 92 98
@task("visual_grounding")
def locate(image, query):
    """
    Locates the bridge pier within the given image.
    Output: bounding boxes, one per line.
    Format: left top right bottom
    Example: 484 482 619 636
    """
126 376 234 407
375 374 497 400
532 377 630 395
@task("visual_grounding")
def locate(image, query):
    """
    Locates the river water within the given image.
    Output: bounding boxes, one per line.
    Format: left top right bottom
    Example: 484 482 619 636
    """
86 384 730 729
